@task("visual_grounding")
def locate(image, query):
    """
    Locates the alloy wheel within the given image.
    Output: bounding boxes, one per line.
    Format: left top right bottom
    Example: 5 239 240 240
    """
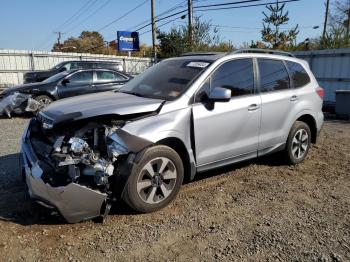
291 129 309 159
37 97 52 107
136 157 177 204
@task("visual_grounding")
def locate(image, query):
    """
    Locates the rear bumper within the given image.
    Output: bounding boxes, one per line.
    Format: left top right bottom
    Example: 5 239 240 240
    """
20 122 107 223
316 111 324 138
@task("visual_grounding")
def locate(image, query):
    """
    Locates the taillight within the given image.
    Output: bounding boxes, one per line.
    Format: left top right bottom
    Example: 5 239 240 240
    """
316 87 324 100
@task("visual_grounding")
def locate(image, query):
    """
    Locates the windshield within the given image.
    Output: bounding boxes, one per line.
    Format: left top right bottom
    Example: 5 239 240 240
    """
52 61 66 70
43 71 69 83
119 59 211 100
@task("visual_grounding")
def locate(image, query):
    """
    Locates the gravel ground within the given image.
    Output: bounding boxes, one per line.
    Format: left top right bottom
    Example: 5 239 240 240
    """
0 117 349 261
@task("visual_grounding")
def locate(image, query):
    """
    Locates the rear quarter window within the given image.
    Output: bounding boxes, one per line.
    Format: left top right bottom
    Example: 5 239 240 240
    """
286 61 311 88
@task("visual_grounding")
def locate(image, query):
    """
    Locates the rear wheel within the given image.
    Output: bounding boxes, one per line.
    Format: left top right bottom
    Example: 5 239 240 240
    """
122 145 184 213
35 95 53 108
285 121 311 165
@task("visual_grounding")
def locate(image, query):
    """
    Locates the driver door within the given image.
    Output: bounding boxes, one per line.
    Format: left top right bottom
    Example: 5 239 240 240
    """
192 58 261 169
57 71 93 99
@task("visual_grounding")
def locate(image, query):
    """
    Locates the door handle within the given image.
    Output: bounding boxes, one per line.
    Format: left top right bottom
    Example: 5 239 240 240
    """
248 104 259 111
290 95 298 102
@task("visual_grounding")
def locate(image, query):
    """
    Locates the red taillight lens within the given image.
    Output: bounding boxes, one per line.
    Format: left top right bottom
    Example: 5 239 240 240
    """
316 87 324 100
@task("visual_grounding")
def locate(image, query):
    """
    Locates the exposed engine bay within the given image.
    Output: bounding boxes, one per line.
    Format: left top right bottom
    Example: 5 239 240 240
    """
23 114 153 223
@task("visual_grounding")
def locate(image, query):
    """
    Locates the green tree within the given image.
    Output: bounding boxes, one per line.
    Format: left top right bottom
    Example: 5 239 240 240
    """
260 2 299 49
157 17 234 58
52 31 106 54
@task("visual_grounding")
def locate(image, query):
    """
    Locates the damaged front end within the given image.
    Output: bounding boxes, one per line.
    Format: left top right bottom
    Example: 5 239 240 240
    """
0 92 41 118
21 116 152 223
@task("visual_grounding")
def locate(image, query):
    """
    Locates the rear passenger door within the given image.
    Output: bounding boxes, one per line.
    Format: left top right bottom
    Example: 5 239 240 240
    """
92 70 128 92
257 58 296 153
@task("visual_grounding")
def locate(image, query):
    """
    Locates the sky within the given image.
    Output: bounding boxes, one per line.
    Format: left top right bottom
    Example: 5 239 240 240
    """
0 0 326 51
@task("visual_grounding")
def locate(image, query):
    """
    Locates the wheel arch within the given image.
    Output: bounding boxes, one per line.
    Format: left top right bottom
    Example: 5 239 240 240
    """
34 92 56 101
296 114 317 143
156 137 195 183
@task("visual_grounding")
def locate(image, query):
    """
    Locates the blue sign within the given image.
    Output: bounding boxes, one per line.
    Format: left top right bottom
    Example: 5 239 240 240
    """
117 31 140 52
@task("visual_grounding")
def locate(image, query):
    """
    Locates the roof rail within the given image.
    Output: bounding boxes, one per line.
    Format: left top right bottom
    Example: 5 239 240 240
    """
180 52 225 57
232 48 295 58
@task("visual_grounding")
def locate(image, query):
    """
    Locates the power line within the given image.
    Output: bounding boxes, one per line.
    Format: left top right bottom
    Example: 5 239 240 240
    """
35 0 97 49
139 16 185 35
55 0 99 31
195 0 261 9
86 14 186 52
127 0 187 31
132 0 266 32
135 9 188 31
195 0 301 12
97 0 149 32
64 0 113 34
86 0 302 52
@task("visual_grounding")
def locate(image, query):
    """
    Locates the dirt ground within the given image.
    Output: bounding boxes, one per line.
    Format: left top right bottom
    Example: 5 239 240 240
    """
0 117 349 261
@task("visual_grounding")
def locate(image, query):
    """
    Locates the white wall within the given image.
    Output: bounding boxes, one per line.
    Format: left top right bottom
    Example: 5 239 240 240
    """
0 49 152 88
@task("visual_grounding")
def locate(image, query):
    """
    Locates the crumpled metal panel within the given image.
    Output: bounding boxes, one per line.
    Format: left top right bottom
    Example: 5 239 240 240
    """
22 148 107 223
0 92 40 117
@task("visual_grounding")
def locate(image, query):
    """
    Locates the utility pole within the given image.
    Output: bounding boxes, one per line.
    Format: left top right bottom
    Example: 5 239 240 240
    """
323 0 330 39
188 0 193 50
151 0 157 62
54 31 65 46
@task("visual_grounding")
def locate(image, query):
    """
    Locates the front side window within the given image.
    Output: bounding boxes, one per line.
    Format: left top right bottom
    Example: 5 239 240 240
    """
67 71 93 85
258 59 290 92
62 62 72 71
96 71 125 82
211 58 254 97
286 61 310 88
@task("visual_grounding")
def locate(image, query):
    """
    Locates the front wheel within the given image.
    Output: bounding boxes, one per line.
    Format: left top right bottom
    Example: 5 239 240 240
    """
285 121 311 165
122 145 184 213
35 95 53 109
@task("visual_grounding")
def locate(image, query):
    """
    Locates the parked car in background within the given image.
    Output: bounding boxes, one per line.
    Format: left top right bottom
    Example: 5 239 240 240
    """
1 69 131 107
23 60 124 83
20 49 324 223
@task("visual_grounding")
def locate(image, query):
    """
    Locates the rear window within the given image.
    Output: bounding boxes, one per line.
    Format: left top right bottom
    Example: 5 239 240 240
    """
286 61 310 88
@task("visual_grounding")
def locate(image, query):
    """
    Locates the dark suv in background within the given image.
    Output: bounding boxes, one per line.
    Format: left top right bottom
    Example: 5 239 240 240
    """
23 60 124 83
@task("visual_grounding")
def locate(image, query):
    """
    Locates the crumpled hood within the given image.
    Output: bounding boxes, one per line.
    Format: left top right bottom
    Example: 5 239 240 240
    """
41 91 164 124
25 70 51 77
1 82 45 96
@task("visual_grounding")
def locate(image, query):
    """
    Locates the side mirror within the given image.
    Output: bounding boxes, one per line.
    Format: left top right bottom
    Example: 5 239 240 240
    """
61 78 69 86
59 67 67 72
208 87 231 102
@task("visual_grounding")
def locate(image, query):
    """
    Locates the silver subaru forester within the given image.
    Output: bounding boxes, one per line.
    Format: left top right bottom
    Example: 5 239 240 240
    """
21 49 324 223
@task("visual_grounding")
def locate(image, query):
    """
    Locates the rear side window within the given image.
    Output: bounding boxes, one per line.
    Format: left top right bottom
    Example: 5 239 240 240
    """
211 58 254 97
286 61 310 88
78 62 93 69
258 59 290 92
96 71 126 82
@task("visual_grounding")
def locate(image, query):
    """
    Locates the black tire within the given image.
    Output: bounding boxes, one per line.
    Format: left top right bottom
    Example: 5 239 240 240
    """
35 95 53 108
285 121 311 165
122 145 184 213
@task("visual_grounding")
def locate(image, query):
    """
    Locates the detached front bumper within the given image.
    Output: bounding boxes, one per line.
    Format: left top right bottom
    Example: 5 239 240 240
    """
20 122 108 223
